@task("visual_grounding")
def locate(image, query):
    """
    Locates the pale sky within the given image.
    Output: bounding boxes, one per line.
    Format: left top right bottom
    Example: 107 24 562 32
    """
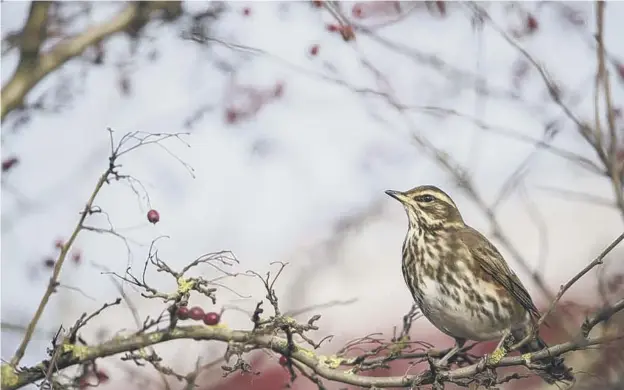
2 2 623 389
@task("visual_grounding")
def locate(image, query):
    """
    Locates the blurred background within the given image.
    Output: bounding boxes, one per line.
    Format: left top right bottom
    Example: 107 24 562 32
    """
1 1 624 389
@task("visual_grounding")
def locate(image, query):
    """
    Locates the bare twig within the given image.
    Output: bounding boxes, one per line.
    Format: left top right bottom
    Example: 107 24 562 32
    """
511 231 624 350
594 0 624 219
8 167 110 368
3 306 621 390
538 232 624 328
8 130 190 369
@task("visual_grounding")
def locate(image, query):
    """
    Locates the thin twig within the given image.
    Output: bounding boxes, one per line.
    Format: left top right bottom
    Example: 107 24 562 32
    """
511 231 624 350
9 169 110 368
4 307 621 390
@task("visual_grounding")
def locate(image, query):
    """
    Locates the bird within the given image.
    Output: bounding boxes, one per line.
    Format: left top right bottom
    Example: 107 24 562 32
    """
385 184 572 384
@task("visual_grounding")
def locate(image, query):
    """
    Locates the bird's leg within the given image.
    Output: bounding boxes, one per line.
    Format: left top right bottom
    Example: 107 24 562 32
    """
487 329 512 365
435 338 465 368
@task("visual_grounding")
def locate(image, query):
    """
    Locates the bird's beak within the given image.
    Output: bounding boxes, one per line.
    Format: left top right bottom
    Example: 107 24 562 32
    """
385 189 410 204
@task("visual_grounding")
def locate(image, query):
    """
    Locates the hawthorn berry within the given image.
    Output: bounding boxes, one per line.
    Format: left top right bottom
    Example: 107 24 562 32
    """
78 377 89 390
95 370 109 384
617 63 624 80
326 23 339 32
312 0 322 8
147 209 160 224
1 157 19 173
279 355 288 366
177 306 190 320
72 251 82 264
526 14 538 32
203 312 220 326
189 306 205 321
309 44 319 56
242 7 250 16
352 4 363 18
435 0 446 16
273 82 284 98
225 109 238 124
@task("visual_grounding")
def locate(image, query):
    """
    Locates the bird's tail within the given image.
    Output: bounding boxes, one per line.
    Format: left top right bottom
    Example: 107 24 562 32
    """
516 333 574 385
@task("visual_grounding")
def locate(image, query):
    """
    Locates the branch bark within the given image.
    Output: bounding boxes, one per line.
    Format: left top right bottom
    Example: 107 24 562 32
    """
594 1 624 220
1 1 182 122
3 299 622 390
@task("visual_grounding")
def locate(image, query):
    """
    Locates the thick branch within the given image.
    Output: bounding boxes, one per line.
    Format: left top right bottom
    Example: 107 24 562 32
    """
4 300 623 390
1 1 182 122
17 1 51 69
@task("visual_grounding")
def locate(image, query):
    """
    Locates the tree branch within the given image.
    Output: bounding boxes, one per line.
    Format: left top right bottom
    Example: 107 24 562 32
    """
7 129 190 369
8 169 110 369
17 1 51 69
594 1 624 219
3 302 622 390
3 230 624 389
1 1 182 122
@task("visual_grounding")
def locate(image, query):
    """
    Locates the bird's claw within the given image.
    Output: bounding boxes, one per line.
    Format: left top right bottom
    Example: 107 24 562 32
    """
426 353 450 374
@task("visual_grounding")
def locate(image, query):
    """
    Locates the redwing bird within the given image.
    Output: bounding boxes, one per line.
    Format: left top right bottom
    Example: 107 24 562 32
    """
386 185 573 384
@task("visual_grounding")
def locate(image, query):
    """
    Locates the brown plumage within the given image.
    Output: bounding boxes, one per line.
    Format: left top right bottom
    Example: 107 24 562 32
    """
386 184 573 384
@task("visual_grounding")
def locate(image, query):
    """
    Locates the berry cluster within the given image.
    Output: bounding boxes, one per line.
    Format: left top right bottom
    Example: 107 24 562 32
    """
177 306 221 326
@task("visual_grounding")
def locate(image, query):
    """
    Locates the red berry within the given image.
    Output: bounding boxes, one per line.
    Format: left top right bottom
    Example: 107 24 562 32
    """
617 63 624 80
352 5 363 18
72 251 82 264
312 0 322 8
147 209 160 224
309 44 319 56
1 157 19 173
225 109 238 124
44 258 55 268
326 24 339 32
95 370 109 384
279 355 288 366
242 7 250 16
273 82 284 98
78 377 89 390
203 312 220 325
526 14 538 32
177 306 190 320
189 306 205 321
435 1 446 16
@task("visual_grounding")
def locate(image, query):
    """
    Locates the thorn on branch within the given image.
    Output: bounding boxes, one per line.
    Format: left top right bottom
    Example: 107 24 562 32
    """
252 301 264 330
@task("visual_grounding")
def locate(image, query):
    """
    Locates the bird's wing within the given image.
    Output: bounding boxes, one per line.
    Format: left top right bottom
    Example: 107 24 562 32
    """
459 226 540 319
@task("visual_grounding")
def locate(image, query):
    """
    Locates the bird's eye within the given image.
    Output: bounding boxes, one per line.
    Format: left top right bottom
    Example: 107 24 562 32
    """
418 195 435 203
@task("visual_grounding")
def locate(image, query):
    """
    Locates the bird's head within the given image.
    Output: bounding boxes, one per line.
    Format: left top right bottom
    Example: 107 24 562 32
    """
385 185 464 230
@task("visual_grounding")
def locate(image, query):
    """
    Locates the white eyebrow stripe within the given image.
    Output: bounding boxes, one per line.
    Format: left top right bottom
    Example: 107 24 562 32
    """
414 190 458 209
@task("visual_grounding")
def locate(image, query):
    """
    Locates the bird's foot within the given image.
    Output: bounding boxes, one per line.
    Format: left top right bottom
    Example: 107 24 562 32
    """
425 355 450 390
433 358 451 370
426 353 451 373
